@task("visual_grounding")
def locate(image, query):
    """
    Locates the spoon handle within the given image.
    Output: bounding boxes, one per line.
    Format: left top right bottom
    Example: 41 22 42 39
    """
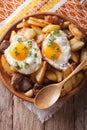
61 60 87 86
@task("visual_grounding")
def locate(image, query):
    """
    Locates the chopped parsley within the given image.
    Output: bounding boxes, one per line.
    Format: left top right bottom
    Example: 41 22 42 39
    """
14 47 20 56
22 46 27 50
53 29 59 35
27 41 32 48
50 53 56 60
34 48 38 51
34 53 38 58
17 38 23 42
27 51 32 56
15 62 21 69
55 47 60 52
47 34 56 47
23 61 30 69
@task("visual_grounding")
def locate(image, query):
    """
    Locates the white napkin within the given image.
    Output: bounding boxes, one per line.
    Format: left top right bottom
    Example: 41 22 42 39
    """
24 100 65 123
0 0 67 123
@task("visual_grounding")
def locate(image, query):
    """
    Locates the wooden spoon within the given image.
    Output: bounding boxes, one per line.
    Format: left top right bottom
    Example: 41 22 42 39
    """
34 59 87 109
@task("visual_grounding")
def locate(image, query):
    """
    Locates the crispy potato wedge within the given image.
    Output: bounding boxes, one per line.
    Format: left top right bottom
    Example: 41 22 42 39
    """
45 70 58 82
31 25 42 35
42 24 61 33
18 28 36 40
80 48 87 70
73 72 84 88
24 28 36 40
69 24 84 40
54 70 62 82
1 55 15 76
36 61 47 84
28 17 49 27
62 21 70 29
25 89 34 97
69 38 85 51
71 52 79 63
36 34 45 46
10 30 16 43
63 64 76 92
16 19 29 28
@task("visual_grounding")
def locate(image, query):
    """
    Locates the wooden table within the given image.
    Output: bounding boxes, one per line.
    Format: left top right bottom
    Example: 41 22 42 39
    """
0 81 87 130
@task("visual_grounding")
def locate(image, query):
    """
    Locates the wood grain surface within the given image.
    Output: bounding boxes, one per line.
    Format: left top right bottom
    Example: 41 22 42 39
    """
0 81 87 130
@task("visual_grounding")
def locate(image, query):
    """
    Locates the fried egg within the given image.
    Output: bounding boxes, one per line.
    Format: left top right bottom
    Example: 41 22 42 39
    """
4 35 42 74
42 30 71 70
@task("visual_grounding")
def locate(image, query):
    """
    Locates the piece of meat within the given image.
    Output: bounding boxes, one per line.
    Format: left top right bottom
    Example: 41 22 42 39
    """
0 40 10 53
20 77 32 92
11 73 32 92
44 15 63 25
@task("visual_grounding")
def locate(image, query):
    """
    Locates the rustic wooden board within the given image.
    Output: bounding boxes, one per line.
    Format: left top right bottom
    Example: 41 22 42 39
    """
0 81 87 130
0 82 13 130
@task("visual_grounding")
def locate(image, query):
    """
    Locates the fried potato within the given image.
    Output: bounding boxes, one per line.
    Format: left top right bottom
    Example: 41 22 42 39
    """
73 72 84 88
36 34 45 46
25 89 34 97
45 70 58 81
36 61 47 84
18 28 36 40
42 24 61 33
10 30 16 42
54 70 62 82
71 52 79 63
69 24 84 40
31 25 42 35
28 17 49 27
63 64 76 92
69 38 85 51
80 48 87 70
1 55 15 76
16 19 29 28
62 21 70 29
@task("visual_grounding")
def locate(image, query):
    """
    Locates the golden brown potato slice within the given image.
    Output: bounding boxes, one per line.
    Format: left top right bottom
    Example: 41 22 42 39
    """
80 48 87 70
16 19 29 28
25 89 34 97
28 17 49 27
10 30 16 43
45 70 58 82
62 21 70 29
73 72 84 88
53 70 62 82
71 52 79 63
1 55 15 76
17 28 36 40
62 64 76 92
31 25 42 35
24 28 36 40
69 38 85 51
36 61 47 84
36 34 45 47
42 24 61 33
69 24 84 40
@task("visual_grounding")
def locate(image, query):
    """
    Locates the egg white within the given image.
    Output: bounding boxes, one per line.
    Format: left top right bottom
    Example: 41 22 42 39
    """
42 30 71 70
4 35 42 74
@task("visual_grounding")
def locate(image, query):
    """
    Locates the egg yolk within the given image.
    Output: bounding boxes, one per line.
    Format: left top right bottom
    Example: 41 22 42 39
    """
43 43 61 60
10 43 28 60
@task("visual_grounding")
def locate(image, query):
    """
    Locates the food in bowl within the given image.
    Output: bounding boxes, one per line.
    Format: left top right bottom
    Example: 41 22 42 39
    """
0 13 87 99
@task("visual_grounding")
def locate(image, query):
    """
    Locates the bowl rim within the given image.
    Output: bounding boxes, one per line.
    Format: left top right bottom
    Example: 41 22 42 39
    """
0 12 87 104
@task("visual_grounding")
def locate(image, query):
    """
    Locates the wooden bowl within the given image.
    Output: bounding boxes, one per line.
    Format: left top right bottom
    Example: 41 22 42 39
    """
0 12 87 104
